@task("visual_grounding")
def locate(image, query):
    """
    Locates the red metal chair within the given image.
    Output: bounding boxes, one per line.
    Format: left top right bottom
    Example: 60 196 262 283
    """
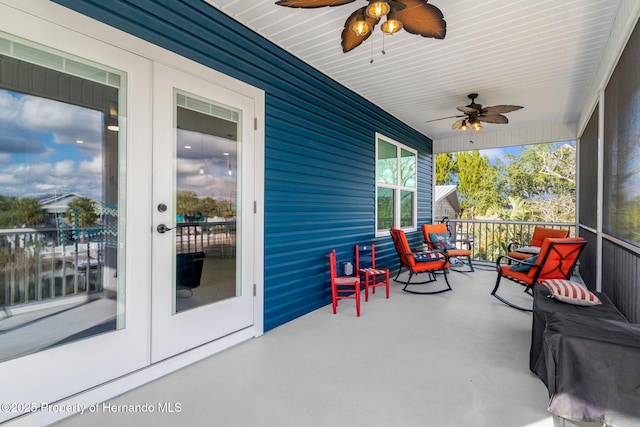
422 223 474 272
389 228 452 294
329 249 361 316
491 237 587 311
507 226 569 263
355 244 390 301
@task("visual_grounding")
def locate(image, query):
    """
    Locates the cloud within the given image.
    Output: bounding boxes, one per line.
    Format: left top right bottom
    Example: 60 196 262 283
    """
482 148 507 163
0 89 103 157
0 89 106 200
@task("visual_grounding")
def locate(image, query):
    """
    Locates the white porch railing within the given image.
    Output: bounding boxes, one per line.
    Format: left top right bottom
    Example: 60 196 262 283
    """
1 221 236 311
1 227 104 309
443 219 576 264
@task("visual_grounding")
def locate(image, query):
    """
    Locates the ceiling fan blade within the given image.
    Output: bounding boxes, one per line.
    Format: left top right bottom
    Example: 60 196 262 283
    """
395 0 446 39
341 8 379 52
480 105 524 115
478 114 509 124
456 106 479 114
424 114 465 123
275 0 356 7
451 118 465 130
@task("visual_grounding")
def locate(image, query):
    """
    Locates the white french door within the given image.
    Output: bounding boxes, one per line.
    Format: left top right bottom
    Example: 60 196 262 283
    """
0 4 151 422
1 3 263 423
150 63 256 362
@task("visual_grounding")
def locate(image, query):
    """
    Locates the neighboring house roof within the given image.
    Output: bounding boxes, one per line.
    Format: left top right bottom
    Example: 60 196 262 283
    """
38 193 101 214
435 185 460 213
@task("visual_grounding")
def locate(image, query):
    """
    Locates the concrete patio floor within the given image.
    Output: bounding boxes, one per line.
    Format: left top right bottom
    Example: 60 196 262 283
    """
54 266 592 427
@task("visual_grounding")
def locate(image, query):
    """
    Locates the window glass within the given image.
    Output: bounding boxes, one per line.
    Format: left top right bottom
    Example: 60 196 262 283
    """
0 33 125 362
377 187 395 230
401 148 416 188
173 92 240 313
375 134 417 233
400 190 414 227
377 139 397 185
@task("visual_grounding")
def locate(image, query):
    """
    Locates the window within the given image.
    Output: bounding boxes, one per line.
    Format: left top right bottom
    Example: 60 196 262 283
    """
376 133 417 234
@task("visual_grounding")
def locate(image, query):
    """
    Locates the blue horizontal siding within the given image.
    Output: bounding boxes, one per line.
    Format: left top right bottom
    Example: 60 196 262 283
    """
56 0 434 330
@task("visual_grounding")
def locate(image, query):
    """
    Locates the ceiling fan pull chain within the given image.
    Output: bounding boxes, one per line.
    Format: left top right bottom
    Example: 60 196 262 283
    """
382 31 386 55
370 34 374 63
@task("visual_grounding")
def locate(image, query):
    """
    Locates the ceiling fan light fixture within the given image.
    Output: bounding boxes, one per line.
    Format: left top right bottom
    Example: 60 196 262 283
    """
459 120 468 132
351 9 370 36
365 1 390 19
381 9 403 35
470 118 482 131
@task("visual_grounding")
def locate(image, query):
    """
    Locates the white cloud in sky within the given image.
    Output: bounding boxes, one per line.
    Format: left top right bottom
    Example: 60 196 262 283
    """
0 89 105 200
481 148 504 162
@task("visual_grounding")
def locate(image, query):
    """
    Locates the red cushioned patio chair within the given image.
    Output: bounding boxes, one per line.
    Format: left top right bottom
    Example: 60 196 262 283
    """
491 237 587 311
422 223 474 272
507 227 569 263
389 228 452 294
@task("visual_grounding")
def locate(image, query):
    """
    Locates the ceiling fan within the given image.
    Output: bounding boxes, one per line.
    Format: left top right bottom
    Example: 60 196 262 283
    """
426 93 523 131
274 0 446 53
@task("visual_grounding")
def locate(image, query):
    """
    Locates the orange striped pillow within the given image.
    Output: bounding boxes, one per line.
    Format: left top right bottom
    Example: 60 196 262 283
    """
541 279 602 306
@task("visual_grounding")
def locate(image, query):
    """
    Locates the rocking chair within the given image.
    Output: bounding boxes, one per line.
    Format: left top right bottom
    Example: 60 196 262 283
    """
491 237 587 311
389 228 452 294
506 226 569 263
422 223 474 272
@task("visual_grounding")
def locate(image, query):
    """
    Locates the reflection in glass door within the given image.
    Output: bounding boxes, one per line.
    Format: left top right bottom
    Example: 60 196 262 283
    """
0 47 124 363
174 95 240 313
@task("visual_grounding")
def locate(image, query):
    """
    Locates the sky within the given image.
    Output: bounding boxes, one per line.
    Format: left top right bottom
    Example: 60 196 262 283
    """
477 142 576 166
0 88 238 205
0 89 105 201
479 146 522 165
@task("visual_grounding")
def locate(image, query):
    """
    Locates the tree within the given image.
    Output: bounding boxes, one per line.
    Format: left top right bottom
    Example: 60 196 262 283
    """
0 195 14 227
0 196 47 227
15 198 47 226
176 191 200 217
504 143 575 222
67 197 98 226
435 142 576 222
199 196 219 218
435 153 457 184
455 151 504 218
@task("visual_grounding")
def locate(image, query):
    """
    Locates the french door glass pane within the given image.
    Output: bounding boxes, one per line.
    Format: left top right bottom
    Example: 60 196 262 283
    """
173 92 240 313
0 40 125 362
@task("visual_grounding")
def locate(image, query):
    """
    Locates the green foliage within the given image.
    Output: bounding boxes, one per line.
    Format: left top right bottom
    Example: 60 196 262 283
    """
0 195 47 227
455 151 506 218
67 197 98 226
176 191 234 219
435 153 457 184
436 142 576 221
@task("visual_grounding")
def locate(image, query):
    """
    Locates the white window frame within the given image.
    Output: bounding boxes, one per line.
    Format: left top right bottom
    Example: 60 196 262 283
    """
375 133 417 236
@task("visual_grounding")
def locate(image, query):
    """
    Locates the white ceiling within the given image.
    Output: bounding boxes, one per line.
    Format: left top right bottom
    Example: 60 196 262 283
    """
204 1 638 151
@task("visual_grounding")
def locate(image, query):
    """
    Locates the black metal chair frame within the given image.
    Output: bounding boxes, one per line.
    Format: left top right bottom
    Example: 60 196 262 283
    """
491 240 587 312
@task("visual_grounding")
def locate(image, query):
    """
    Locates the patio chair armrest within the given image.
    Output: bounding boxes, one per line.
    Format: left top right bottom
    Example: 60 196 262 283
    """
496 254 541 269
506 241 522 252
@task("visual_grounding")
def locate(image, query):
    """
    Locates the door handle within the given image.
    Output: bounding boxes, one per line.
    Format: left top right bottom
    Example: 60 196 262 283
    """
156 224 174 234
